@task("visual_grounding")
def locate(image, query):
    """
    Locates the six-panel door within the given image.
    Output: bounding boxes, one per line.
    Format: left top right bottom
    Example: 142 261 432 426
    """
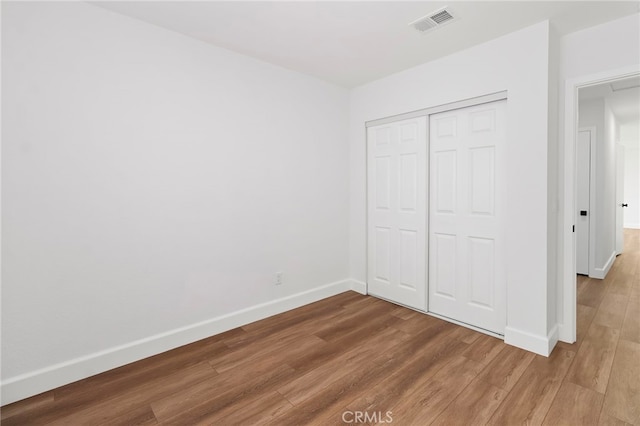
428 100 507 334
367 117 427 310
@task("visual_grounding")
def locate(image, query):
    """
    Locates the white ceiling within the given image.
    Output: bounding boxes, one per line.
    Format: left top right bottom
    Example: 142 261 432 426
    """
580 76 640 128
93 1 640 88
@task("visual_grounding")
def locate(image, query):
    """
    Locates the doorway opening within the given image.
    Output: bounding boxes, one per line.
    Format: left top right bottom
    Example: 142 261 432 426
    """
562 67 640 344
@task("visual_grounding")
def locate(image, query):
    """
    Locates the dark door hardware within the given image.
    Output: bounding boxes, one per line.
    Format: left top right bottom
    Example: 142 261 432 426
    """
622 203 628 207
580 210 587 216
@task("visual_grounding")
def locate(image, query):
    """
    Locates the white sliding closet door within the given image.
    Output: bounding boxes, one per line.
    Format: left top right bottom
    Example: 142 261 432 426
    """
367 117 427 310
428 100 506 334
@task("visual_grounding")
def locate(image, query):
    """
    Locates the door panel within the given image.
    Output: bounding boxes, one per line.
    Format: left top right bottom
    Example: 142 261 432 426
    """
374 227 391 282
399 229 418 289
375 156 391 209
435 150 457 213
367 117 427 310
428 100 506 334
470 147 495 215
576 130 591 274
434 233 456 299
468 237 494 308
400 154 418 211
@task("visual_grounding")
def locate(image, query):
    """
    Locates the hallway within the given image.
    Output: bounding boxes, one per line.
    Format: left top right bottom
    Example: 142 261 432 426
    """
556 228 640 424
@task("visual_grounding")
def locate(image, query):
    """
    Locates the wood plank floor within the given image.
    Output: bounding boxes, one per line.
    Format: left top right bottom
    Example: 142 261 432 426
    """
2 229 639 425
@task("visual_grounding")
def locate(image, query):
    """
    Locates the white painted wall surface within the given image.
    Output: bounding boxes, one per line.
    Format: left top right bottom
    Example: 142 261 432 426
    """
349 22 553 354
556 13 640 330
621 123 640 228
547 25 561 333
560 14 640 80
2 2 350 401
603 101 619 271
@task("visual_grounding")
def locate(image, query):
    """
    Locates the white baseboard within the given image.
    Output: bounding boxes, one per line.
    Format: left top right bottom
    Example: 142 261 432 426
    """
349 279 367 295
623 223 640 229
591 250 616 279
1 279 353 406
547 325 560 354
504 325 558 356
557 322 575 345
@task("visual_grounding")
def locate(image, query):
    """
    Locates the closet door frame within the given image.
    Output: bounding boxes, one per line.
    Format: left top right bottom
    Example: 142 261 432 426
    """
365 91 508 337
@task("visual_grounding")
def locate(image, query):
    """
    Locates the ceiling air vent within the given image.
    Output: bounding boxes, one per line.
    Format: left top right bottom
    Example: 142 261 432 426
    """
409 7 457 34
610 76 640 92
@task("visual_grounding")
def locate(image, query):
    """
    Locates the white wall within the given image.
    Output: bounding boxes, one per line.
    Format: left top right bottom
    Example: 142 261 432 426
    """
578 98 617 275
349 21 553 354
604 101 619 265
620 123 640 228
547 25 561 332
556 13 640 336
1 2 350 403
560 14 640 80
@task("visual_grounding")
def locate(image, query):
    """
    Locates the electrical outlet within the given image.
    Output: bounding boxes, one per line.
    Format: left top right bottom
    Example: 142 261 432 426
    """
275 272 283 285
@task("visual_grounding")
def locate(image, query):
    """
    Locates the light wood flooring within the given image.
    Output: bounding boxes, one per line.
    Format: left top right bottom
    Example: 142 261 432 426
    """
2 229 639 425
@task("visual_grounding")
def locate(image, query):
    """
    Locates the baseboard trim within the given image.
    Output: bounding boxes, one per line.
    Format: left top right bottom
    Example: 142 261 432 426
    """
592 250 616 279
623 223 640 229
557 322 575 344
547 325 560 354
504 325 557 356
1 279 353 406
349 279 367 295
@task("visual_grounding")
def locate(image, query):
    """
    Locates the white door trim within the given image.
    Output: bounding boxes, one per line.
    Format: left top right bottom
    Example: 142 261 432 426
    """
586 127 597 279
366 91 508 128
615 143 625 255
560 65 640 344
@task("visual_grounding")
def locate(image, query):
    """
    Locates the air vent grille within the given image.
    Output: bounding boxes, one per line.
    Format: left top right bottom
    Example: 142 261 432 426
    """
409 7 458 34
430 10 454 24
610 76 640 92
